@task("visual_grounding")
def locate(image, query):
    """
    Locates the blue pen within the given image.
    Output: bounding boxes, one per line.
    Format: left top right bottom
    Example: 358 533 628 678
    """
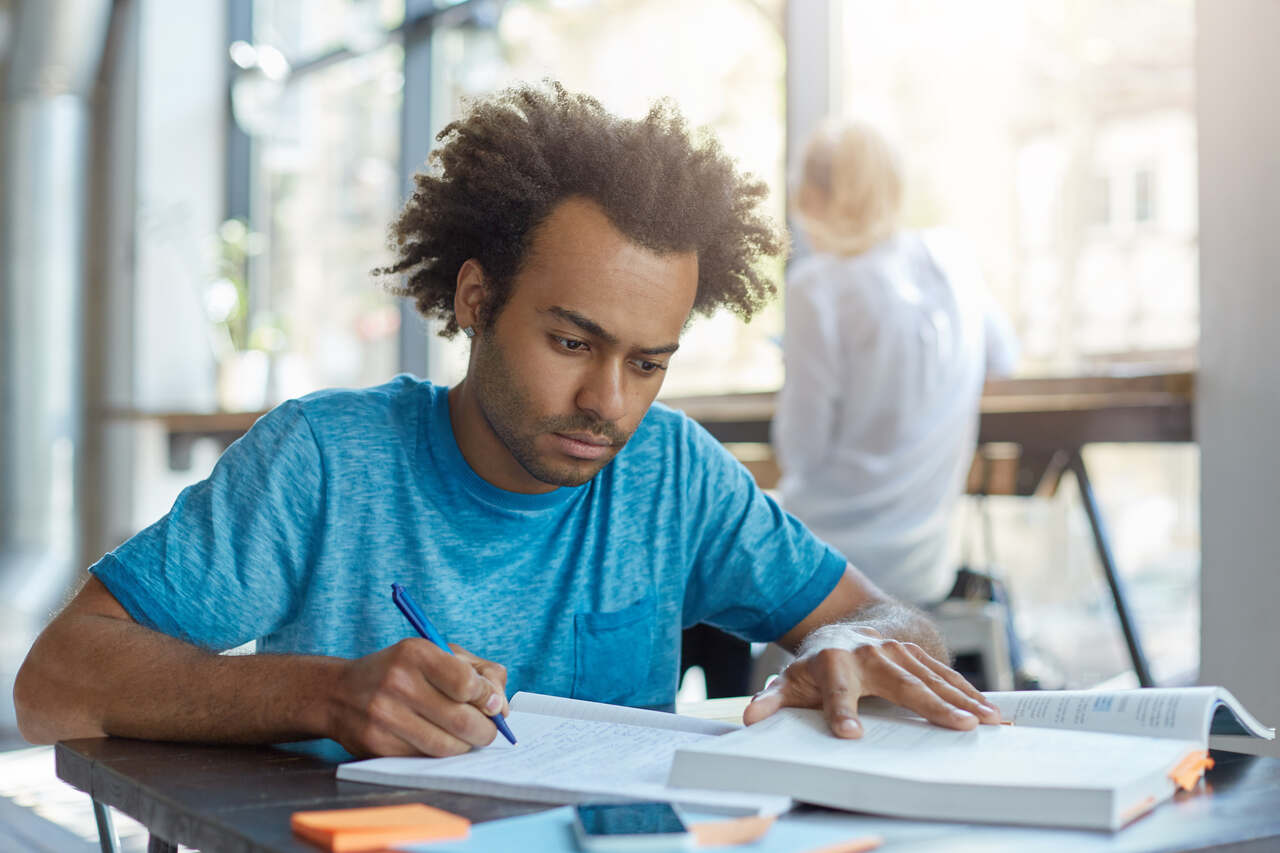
390 583 517 745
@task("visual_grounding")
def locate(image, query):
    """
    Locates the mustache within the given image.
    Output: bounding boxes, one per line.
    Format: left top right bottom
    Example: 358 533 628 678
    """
539 414 628 446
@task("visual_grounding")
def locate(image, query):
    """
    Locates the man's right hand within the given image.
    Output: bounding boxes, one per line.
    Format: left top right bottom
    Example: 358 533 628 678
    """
15 577 512 754
327 638 510 757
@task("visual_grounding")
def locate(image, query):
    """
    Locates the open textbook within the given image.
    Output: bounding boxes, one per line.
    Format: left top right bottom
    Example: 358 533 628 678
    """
336 692 791 815
668 686 1274 831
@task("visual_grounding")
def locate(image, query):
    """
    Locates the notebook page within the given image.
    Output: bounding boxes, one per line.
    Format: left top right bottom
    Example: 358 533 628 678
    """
509 692 738 735
338 709 789 814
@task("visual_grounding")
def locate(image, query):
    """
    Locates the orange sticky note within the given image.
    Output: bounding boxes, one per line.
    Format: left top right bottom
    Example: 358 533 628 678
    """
291 803 470 852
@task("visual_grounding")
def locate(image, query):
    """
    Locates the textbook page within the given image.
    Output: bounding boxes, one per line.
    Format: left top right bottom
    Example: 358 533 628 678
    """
984 687 1274 742
338 697 789 815
669 706 1200 828
676 706 1194 789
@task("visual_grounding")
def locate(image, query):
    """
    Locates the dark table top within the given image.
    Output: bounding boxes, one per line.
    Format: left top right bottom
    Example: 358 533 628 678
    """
55 736 1280 853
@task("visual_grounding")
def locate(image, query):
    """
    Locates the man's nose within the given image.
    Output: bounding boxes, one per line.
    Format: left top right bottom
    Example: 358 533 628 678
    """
576 361 626 424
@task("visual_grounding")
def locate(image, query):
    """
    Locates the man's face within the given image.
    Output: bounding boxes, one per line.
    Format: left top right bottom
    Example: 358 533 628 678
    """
467 197 698 490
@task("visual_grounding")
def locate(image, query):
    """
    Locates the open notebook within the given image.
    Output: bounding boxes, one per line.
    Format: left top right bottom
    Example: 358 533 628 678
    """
336 692 790 815
668 686 1273 831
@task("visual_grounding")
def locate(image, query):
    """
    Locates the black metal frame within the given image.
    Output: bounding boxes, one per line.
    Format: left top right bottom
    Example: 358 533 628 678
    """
1069 450 1155 687
224 0 253 224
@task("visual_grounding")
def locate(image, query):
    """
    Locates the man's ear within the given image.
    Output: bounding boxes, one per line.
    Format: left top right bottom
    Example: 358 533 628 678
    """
454 259 489 334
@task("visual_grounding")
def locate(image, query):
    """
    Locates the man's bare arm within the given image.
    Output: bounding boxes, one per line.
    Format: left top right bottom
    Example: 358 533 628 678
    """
745 564 1000 736
13 577 509 756
784 598 949 663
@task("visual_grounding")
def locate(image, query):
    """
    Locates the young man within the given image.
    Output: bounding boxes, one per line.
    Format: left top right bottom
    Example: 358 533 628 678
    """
15 84 999 758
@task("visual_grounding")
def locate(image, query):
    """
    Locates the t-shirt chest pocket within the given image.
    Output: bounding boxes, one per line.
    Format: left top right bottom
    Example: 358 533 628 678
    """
570 594 656 705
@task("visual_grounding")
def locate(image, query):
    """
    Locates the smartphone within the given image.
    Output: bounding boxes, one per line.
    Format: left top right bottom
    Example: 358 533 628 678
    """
572 802 693 851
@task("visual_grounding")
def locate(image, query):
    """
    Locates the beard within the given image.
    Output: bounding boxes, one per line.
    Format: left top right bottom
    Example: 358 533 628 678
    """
469 332 633 487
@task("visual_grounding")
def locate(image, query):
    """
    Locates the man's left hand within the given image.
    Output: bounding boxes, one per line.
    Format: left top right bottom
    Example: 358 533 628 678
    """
742 626 1002 737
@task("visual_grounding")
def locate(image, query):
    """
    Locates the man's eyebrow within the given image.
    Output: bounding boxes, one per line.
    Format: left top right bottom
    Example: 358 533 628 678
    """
545 306 680 356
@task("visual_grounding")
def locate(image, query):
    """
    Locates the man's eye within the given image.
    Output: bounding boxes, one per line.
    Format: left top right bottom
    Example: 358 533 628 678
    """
555 336 588 352
635 360 667 374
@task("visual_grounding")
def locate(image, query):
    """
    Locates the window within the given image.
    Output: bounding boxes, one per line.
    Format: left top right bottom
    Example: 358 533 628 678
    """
232 0 786 400
229 2 406 401
837 0 1196 371
1090 175 1111 226
415 0 787 396
1134 167 1155 223
834 0 1198 687
250 44 405 397
253 0 404 61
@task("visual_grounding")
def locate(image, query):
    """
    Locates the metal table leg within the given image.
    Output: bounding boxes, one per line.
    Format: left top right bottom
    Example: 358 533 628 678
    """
1069 449 1155 687
92 799 119 853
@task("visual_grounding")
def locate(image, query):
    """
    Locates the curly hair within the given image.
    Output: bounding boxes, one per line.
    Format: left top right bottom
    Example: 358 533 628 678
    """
376 82 786 337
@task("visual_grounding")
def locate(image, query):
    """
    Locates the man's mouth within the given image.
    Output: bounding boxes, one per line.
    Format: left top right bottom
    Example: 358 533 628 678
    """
552 432 616 460
558 431 612 446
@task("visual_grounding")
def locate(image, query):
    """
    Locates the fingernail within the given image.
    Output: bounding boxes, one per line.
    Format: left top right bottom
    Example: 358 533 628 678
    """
952 709 978 722
484 693 503 714
838 718 861 736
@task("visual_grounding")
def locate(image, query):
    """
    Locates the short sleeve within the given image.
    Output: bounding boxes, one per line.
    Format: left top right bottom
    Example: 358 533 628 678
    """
90 400 325 651
680 420 846 642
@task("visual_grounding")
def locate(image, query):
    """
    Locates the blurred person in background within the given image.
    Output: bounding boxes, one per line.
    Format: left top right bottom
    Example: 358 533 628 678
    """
773 118 1019 613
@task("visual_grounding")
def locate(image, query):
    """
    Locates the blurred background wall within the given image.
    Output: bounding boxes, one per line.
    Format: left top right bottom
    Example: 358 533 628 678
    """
1197 0 1280 759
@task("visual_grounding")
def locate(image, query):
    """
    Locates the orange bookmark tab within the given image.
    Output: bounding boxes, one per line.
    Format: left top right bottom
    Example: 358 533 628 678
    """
1169 750 1216 792
291 803 470 852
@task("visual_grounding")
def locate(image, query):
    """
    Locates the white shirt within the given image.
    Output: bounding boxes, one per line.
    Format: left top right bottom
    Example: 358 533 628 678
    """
773 230 1018 605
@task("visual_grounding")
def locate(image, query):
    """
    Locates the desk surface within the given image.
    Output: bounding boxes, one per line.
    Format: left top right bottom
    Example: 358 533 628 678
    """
56 732 1280 853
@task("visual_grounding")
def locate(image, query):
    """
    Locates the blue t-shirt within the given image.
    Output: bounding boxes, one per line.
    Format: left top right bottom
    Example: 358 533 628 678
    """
91 376 845 709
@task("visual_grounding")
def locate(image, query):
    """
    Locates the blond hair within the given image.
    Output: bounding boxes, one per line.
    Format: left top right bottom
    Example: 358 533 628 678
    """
794 119 903 257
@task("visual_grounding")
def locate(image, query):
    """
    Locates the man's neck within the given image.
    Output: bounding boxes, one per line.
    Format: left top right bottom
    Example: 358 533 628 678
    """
447 381 557 495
